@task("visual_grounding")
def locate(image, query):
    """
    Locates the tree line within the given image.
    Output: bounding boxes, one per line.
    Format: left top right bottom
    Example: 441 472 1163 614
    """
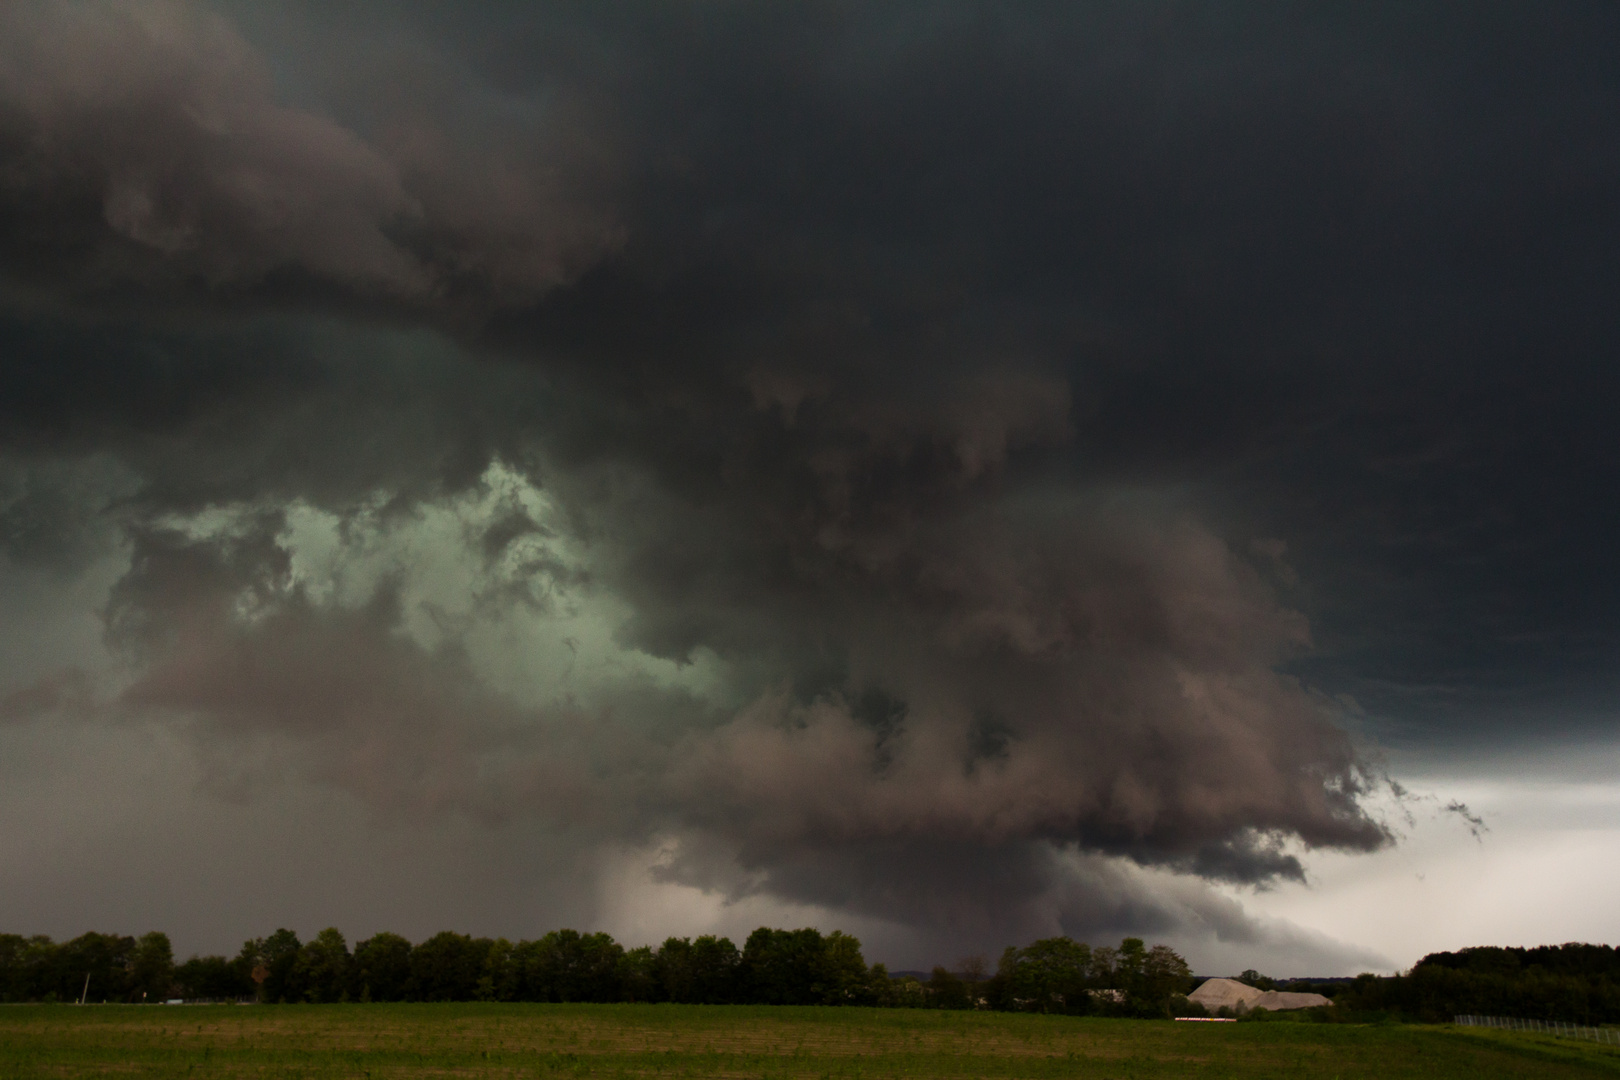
1320 944 1620 1025
0 926 1194 1015
11 927 1616 1022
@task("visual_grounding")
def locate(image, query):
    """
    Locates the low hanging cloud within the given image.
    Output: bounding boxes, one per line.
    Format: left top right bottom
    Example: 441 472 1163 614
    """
70 451 1391 959
656 509 1383 868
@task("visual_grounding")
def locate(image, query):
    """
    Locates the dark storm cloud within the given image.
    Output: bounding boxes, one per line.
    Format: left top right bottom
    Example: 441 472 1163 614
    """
0 0 621 304
2 1 1616 954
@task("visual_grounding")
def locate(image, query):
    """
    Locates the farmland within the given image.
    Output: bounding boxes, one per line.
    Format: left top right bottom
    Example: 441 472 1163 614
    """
1 1003 1618 1078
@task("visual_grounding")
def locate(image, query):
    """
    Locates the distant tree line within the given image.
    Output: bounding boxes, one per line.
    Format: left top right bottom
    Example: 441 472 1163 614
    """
1323 944 1620 1025
1176 945 1620 1026
979 936 1193 1016
0 927 1195 1015
12 929 1616 1023
0 932 176 1004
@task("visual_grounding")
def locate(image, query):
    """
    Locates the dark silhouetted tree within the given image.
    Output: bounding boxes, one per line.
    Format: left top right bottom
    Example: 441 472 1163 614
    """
1140 944 1194 1008
352 932 413 1002
741 927 828 1005
128 932 175 1002
59 933 135 1003
522 930 625 1002
928 967 972 1009
250 929 302 1003
655 937 697 1002
820 931 871 1005
175 954 249 999
483 938 519 1002
998 937 1092 1014
410 932 488 1002
689 935 740 1004
620 945 658 1002
294 928 352 1003
1238 968 1277 991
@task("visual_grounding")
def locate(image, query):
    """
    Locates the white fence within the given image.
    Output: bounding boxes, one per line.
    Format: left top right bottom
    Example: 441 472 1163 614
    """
1455 1014 1620 1045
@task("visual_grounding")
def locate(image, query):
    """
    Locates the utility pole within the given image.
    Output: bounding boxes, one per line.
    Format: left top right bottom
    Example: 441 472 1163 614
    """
78 973 90 1005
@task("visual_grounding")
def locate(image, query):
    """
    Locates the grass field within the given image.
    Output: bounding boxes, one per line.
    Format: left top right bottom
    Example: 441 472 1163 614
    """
1 1003 1617 1079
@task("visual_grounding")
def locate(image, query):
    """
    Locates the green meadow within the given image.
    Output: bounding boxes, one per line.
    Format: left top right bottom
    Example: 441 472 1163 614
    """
1 1003 1616 1079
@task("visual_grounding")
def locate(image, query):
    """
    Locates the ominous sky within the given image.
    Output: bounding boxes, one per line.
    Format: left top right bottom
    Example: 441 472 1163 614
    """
2 0 1619 976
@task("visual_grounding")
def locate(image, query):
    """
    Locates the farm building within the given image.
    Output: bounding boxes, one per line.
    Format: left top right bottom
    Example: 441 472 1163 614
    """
1187 978 1330 1014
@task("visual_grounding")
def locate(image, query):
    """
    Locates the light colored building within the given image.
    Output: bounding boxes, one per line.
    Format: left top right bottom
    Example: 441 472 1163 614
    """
1186 978 1330 1014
